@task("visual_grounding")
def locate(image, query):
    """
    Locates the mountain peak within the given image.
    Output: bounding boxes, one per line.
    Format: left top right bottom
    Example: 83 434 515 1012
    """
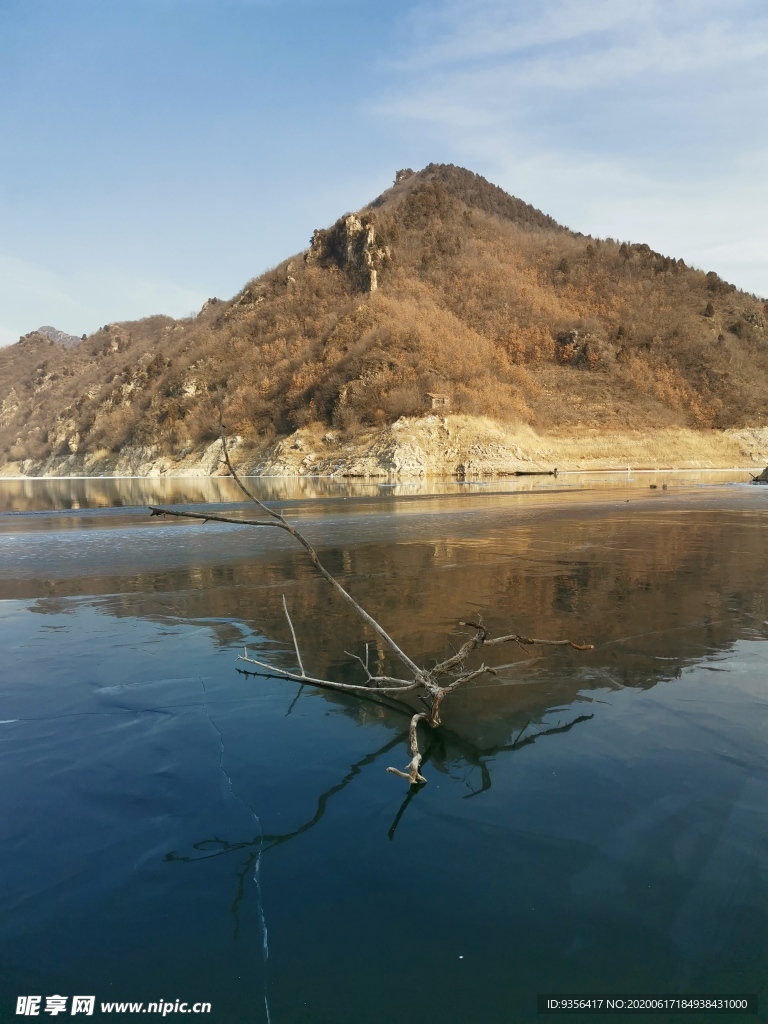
368 163 565 234
29 326 82 349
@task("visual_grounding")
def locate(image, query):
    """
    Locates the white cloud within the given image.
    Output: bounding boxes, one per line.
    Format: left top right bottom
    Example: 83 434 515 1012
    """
378 0 768 295
385 0 768 132
397 0 768 77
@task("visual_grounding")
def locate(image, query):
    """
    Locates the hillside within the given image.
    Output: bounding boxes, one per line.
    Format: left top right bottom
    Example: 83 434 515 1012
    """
2 163 767 476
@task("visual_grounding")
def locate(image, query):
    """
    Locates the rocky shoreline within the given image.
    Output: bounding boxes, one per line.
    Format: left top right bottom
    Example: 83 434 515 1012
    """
3 416 768 479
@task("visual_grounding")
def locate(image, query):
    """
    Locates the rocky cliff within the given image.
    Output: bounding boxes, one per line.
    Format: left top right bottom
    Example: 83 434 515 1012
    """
305 212 391 292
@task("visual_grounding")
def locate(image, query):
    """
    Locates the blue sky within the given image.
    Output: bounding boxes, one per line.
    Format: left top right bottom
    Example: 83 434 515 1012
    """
1 0 766 345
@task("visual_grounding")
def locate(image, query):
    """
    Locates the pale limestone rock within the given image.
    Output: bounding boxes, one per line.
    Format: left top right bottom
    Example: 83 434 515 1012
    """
726 427 768 464
7 416 763 480
0 388 19 427
306 213 390 292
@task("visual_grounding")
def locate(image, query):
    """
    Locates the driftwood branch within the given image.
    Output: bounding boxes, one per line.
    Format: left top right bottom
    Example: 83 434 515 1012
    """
386 713 430 784
150 428 422 681
236 647 418 695
149 433 593 784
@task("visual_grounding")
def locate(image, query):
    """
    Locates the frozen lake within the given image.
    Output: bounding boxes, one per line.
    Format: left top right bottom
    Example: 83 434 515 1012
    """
1 476 767 1022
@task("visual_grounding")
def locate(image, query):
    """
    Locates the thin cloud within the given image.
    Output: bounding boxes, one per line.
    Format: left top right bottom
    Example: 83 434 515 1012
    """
385 0 768 120
398 0 768 73
376 0 768 295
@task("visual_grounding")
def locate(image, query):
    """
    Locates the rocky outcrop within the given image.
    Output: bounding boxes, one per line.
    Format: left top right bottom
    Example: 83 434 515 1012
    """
742 310 766 330
0 436 247 479
725 427 768 464
2 416 767 480
0 388 19 428
25 326 82 349
306 213 390 292
251 416 549 478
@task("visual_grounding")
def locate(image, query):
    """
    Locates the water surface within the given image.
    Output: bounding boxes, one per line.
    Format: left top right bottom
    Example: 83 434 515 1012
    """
1 479 767 1023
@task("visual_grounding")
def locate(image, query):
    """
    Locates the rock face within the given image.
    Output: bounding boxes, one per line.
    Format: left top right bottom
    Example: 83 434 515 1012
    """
726 427 768 465
23 326 82 348
2 415 766 479
742 310 766 329
0 435 247 479
253 416 549 478
0 388 19 428
306 213 390 292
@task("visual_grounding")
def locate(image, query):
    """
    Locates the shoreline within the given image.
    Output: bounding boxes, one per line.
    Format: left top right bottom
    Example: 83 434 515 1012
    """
0 466 765 482
2 416 767 480
2 479 767 572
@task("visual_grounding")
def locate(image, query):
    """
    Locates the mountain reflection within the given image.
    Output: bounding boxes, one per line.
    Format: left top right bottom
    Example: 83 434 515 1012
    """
5 487 768 798
0 475 494 511
9 497 767 730
0 468 755 512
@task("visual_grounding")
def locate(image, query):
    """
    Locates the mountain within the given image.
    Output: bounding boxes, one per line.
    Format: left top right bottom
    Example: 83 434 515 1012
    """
1 163 767 473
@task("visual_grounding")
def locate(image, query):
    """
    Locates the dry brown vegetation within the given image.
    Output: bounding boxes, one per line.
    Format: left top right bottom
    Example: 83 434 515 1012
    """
2 163 767 467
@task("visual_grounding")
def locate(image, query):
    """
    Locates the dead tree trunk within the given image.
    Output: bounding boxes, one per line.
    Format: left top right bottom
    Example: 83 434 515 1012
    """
149 434 592 784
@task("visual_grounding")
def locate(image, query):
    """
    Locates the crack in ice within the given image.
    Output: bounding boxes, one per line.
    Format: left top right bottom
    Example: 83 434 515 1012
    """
199 678 271 1024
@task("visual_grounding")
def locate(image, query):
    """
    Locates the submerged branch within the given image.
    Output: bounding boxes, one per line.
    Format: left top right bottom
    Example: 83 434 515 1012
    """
386 712 430 785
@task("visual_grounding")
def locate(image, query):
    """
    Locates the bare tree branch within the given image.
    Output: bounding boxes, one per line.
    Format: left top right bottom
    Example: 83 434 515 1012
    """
386 713 429 784
149 506 280 529
151 445 422 680
217 419 287 522
282 595 305 677
236 648 418 694
483 632 594 651
149 435 594 784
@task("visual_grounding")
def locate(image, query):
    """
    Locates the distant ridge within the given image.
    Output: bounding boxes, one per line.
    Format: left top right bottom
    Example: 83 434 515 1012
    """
26 325 82 349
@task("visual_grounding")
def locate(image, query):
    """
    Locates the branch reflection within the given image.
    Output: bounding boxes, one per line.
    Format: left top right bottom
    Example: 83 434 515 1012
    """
164 706 593 930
